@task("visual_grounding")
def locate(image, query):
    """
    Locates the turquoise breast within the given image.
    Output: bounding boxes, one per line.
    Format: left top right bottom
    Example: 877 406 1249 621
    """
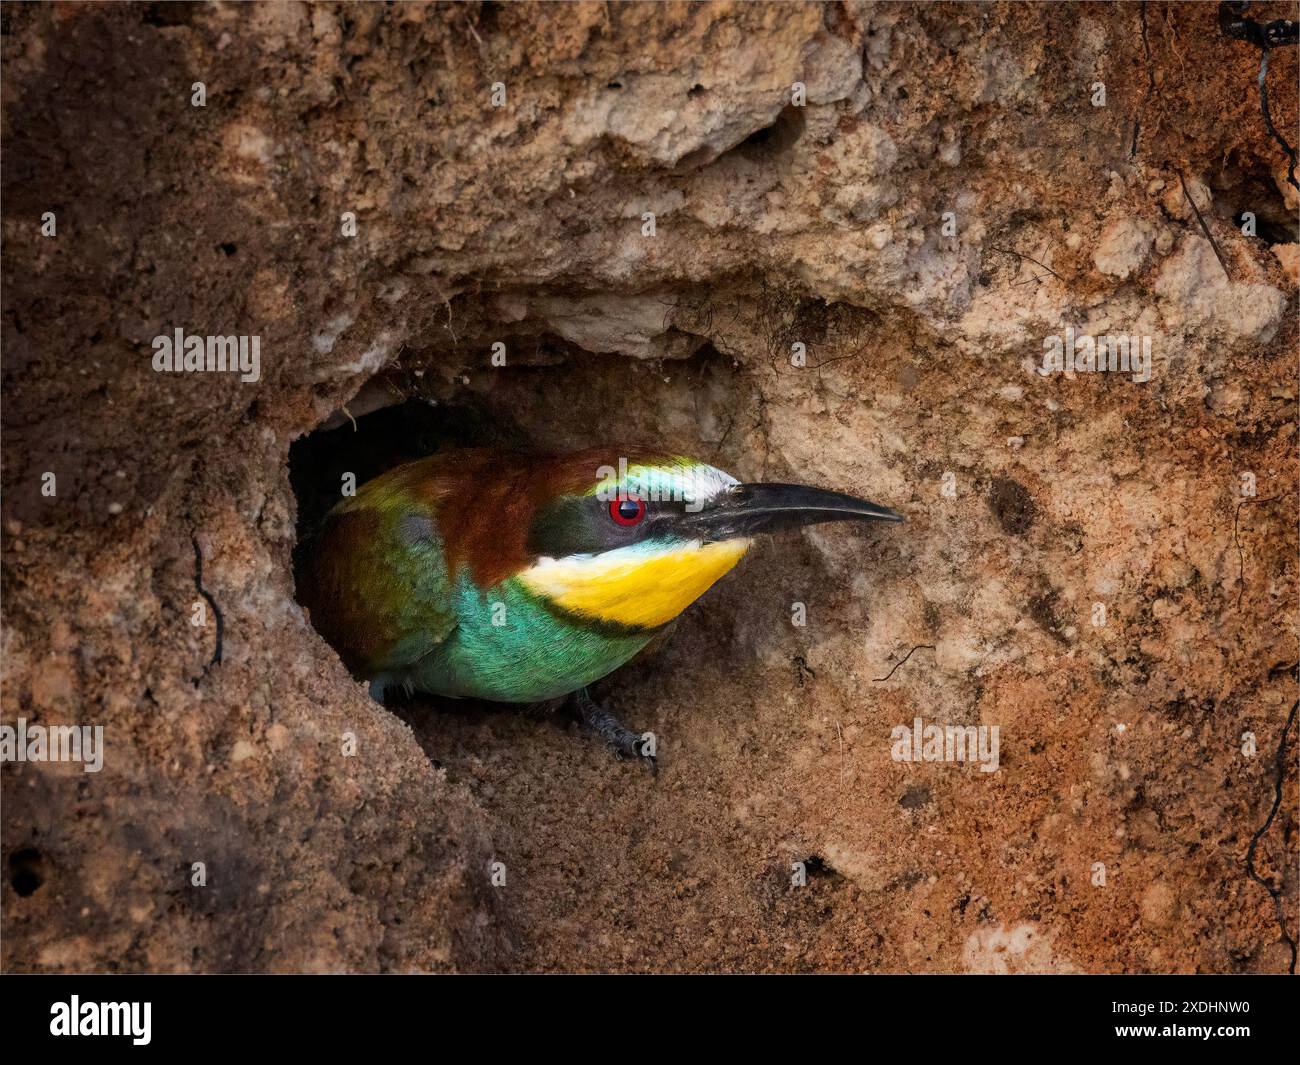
408 572 656 703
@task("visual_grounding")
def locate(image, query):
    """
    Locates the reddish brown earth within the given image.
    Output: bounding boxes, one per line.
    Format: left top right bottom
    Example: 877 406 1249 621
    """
2 1 1296 973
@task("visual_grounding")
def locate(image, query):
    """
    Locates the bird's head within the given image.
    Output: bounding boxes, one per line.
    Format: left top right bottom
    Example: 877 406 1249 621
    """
489 448 903 632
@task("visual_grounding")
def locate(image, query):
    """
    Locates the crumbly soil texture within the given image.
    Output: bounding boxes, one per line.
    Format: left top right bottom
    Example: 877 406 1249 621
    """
2 2 1297 973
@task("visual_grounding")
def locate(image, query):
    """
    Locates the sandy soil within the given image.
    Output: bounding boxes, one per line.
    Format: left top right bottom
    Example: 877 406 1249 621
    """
2 1 1296 973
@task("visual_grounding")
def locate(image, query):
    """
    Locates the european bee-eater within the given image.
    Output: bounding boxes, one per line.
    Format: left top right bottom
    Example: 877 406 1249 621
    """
298 447 902 764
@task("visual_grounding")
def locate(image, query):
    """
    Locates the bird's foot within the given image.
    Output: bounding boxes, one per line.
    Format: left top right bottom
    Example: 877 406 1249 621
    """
572 688 656 772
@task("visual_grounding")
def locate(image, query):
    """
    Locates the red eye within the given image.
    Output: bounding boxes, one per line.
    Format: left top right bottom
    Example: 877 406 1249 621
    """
609 495 646 526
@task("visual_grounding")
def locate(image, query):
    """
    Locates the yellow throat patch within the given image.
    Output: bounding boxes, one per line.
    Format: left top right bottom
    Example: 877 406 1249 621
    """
518 539 752 629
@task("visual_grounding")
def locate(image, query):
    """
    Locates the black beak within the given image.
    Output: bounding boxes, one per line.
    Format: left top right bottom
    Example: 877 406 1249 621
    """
677 482 904 542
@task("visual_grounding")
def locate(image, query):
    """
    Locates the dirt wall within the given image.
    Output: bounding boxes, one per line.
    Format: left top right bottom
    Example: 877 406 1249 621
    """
2 1 1296 973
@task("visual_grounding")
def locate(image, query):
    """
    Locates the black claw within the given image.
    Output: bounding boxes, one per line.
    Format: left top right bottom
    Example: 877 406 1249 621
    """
572 688 658 771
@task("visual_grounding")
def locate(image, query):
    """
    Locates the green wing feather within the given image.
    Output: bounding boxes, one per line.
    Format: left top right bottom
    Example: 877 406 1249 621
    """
299 463 458 677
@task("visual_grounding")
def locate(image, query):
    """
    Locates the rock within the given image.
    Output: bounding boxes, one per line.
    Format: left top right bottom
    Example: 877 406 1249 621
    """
1272 243 1300 286
1093 218 1154 280
1154 237 1287 342
963 924 1081 974
1161 173 1211 222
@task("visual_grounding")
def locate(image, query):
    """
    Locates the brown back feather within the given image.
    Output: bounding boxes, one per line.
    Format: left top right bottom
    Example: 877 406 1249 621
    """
438 445 674 587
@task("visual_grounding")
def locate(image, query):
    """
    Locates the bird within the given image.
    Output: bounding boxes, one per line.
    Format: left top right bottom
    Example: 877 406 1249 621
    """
298 445 903 765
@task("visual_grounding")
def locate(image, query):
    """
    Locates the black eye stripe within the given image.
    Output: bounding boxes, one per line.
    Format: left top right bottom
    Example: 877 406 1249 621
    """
529 494 691 558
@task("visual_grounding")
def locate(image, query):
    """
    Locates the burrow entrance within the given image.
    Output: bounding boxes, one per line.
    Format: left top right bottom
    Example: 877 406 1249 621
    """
286 328 770 718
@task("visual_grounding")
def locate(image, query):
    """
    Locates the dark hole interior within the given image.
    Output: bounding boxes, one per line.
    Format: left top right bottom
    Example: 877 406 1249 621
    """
801 854 838 880
9 847 44 897
289 394 527 571
732 105 805 161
